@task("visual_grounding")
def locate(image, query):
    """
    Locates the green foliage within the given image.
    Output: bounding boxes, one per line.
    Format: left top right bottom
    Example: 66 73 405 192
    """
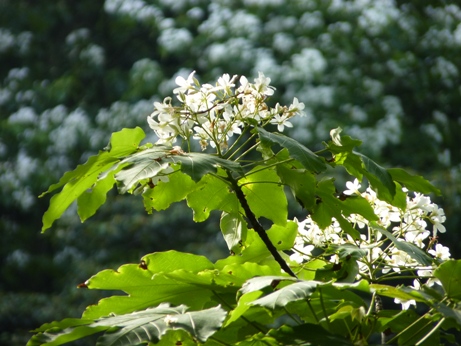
4 2 461 344
28 304 226 346
30 72 461 345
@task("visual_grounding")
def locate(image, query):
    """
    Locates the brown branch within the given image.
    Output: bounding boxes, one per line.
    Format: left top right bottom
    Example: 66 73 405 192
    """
226 171 297 278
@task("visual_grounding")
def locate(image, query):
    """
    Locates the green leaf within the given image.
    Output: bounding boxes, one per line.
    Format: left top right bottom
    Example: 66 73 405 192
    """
155 329 197 346
234 333 280 346
257 127 327 173
83 251 215 319
77 170 116 222
276 163 316 210
186 173 240 222
29 304 226 346
312 178 377 239
371 222 433 266
266 221 298 251
172 152 244 182
356 152 396 203
111 146 243 193
142 166 196 213
370 284 429 303
380 309 440 345
40 127 145 231
97 304 227 344
225 291 264 327
388 168 441 195
141 250 215 274
27 325 107 346
218 262 286 287
250 281 320 309
434 260 461 300
325 244 367 260
220 212 248 254
435 302 461 325
239 166 287 226
268 324 353 346
325 131 398 204
240 276 298 295
40 127 146 196
113 146 172 193
214 230 280 270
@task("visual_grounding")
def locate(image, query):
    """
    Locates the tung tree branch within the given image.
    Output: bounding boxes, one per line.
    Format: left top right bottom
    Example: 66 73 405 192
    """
226 171 297 278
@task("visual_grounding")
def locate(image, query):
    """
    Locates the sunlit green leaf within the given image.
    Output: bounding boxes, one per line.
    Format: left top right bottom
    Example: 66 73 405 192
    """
186 173 240 222
40 127 145 231
83 251 216 319
220 212 247 254
240 166 287 226
142 166 196 212
77 170 116 222
250 281 320 309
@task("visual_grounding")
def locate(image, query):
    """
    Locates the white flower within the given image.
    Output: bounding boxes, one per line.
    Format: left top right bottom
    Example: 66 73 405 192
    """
394 297 416 310
428 244 451 260
289 97 306 117
429 207 446 236
343 179 361 196
290 244 315 263
216 73 237 95
253 71 275 97
270 113 293 132
173 70 196 95
404 230 430 248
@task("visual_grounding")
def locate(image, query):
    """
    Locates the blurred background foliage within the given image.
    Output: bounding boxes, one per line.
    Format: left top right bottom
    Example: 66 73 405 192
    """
1 0 460 344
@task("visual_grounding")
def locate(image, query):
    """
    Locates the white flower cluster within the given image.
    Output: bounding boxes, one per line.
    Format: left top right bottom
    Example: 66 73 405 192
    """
291 179 450 295
147 71 305 151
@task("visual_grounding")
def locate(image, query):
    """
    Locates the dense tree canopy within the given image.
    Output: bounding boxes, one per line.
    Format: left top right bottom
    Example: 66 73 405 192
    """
1 0 460 344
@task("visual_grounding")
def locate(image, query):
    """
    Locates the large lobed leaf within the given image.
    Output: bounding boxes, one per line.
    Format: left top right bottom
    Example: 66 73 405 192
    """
82 251 217 319
28 304 226 346
40 127 146 231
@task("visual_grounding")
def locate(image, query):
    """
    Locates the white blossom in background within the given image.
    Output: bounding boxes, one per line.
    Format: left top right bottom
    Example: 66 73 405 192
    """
0 28 15 53
79 44 105 66
104 0 162 22
158 28 193 53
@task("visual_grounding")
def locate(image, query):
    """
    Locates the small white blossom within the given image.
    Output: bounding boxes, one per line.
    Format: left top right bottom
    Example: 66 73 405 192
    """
428 244 451 260
394 298 416 310
343 179 361 196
